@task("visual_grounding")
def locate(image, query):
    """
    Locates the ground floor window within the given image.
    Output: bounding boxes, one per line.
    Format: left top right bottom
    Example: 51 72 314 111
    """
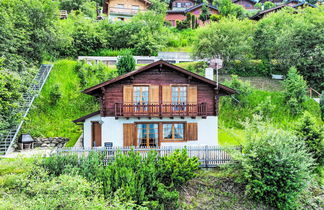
163 123 185 141
137 123 158 147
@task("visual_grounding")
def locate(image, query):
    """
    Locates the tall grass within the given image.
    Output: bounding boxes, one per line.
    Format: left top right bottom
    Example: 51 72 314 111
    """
22 60 101 146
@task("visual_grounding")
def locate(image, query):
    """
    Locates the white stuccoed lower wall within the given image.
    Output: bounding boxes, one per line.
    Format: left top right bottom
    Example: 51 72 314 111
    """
83 115 218 148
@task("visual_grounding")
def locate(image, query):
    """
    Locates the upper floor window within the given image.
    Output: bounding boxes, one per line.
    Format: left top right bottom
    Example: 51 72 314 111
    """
116 4 124 8
132 5 140 10
172 86 187 104
134 86 149 105
177 2 182 7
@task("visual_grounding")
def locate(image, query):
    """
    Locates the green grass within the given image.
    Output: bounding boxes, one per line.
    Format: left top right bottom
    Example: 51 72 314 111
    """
22 60 100 147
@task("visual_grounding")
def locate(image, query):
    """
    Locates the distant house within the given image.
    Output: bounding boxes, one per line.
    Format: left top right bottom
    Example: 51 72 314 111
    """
258 0 284 5
166 3 219 27
250 2 317 20
73 60 235 148
232 0 257 10
171 0 196 10
103 0 151 21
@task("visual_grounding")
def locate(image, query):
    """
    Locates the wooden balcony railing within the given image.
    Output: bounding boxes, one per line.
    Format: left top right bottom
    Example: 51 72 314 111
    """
109 7 145 15
114 103 207 117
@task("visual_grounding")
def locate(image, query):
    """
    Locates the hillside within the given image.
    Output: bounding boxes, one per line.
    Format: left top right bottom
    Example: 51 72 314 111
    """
22 59 321 147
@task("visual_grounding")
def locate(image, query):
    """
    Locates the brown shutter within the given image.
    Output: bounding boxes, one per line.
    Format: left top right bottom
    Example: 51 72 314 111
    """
123 85 133 104
187 85 197 104
149 85 159 104
187 85 197 114
186 123 198 141
150 85 160 115
123 124 136 146
162 85 172 113
123 85 133 115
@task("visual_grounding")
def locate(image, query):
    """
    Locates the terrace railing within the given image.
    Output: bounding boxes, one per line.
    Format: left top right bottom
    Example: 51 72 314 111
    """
0 64 53 155
114 103 207 117
56 146 242 168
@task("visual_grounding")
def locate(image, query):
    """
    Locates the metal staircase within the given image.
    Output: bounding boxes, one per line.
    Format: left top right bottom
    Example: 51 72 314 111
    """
0 64 53 155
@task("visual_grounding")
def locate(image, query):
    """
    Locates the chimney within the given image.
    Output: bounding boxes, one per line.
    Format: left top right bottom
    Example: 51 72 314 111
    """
205 67 214 81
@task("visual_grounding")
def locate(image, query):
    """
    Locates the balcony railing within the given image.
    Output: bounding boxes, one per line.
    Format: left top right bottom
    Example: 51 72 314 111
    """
109 7 146 15
114 103 207 117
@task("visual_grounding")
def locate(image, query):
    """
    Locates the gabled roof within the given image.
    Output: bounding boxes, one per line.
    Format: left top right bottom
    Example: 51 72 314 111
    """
167 3 218 14
73 110 100 123
232 0 257 4
291 2 317 8
107 0 152 5
83 60 236 95
249 4 286 20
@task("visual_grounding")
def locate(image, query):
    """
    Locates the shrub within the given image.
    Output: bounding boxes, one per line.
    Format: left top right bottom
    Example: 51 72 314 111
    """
39 149 199 209
187 61 208 76
223 75 252 106
239 121 314 209
253 96 276 118
116 54 136 75
283 67 307 115
210 14 221 22
157 149 200 188
296 112 324 165
49 84 62 106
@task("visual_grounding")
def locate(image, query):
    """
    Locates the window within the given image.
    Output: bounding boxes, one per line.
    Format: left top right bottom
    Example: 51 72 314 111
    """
134 86 149 111
132 5 140 10
137 124 159 147
172 86 187 104
177 2 182 7
116 4 124 8
163 123 185 141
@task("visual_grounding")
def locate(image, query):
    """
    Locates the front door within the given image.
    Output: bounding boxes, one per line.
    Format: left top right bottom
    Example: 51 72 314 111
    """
92 122 102 147
137 123 158 147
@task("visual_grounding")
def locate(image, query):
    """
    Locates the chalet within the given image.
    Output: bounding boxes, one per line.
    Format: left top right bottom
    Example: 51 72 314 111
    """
232 0 257 10
166 3 219 27
249 2 317 20
103 0 151 21
73 60 235 148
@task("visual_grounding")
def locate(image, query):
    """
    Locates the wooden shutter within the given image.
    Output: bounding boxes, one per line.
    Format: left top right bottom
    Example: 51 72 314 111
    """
92 122 102 147
187 85 197 104
150 85 160 115
123 85 133 104
187 85 197 114
162 85 172 113
149 85 159 104
123 124 136 146
186 123 198 141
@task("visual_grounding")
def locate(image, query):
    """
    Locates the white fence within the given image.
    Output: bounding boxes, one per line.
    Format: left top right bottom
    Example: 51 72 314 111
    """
56 146 242 168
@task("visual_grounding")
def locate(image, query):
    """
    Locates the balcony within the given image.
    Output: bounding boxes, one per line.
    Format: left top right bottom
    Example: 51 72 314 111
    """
114 103 207 118
109 7 146 16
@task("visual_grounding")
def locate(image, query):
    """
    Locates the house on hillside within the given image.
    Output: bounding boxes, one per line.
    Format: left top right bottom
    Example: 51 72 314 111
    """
166 3 219 27
249 2 317 20
103 0 151 21
73 60 235 148
232 0 257 10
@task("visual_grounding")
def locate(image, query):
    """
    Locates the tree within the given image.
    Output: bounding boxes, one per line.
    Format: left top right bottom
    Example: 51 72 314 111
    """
254 2 262 10
149 0 168 14
117 54 136 75
283 67 307 115
199 4 211 23
264 1 275 10
238 121 314 209
193 17 254 66
215 0 246 19
296 112 324 165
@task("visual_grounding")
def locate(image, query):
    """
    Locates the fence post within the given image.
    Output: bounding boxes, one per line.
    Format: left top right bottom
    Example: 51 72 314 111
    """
205 145 208 168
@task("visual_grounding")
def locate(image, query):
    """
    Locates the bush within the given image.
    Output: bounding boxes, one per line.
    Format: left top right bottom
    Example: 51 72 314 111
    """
49 84 62 106
157 149 200 188
187 61 208 76
226 59 273 76
283 67 307 115
253 96 276 118
39 149 199 209
239 121 314 209
296 112 324 165
116 54 136 75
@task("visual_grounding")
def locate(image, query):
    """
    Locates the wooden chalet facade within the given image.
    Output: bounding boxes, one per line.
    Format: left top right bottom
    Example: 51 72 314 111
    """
103 0 151 21
74 60 235 148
